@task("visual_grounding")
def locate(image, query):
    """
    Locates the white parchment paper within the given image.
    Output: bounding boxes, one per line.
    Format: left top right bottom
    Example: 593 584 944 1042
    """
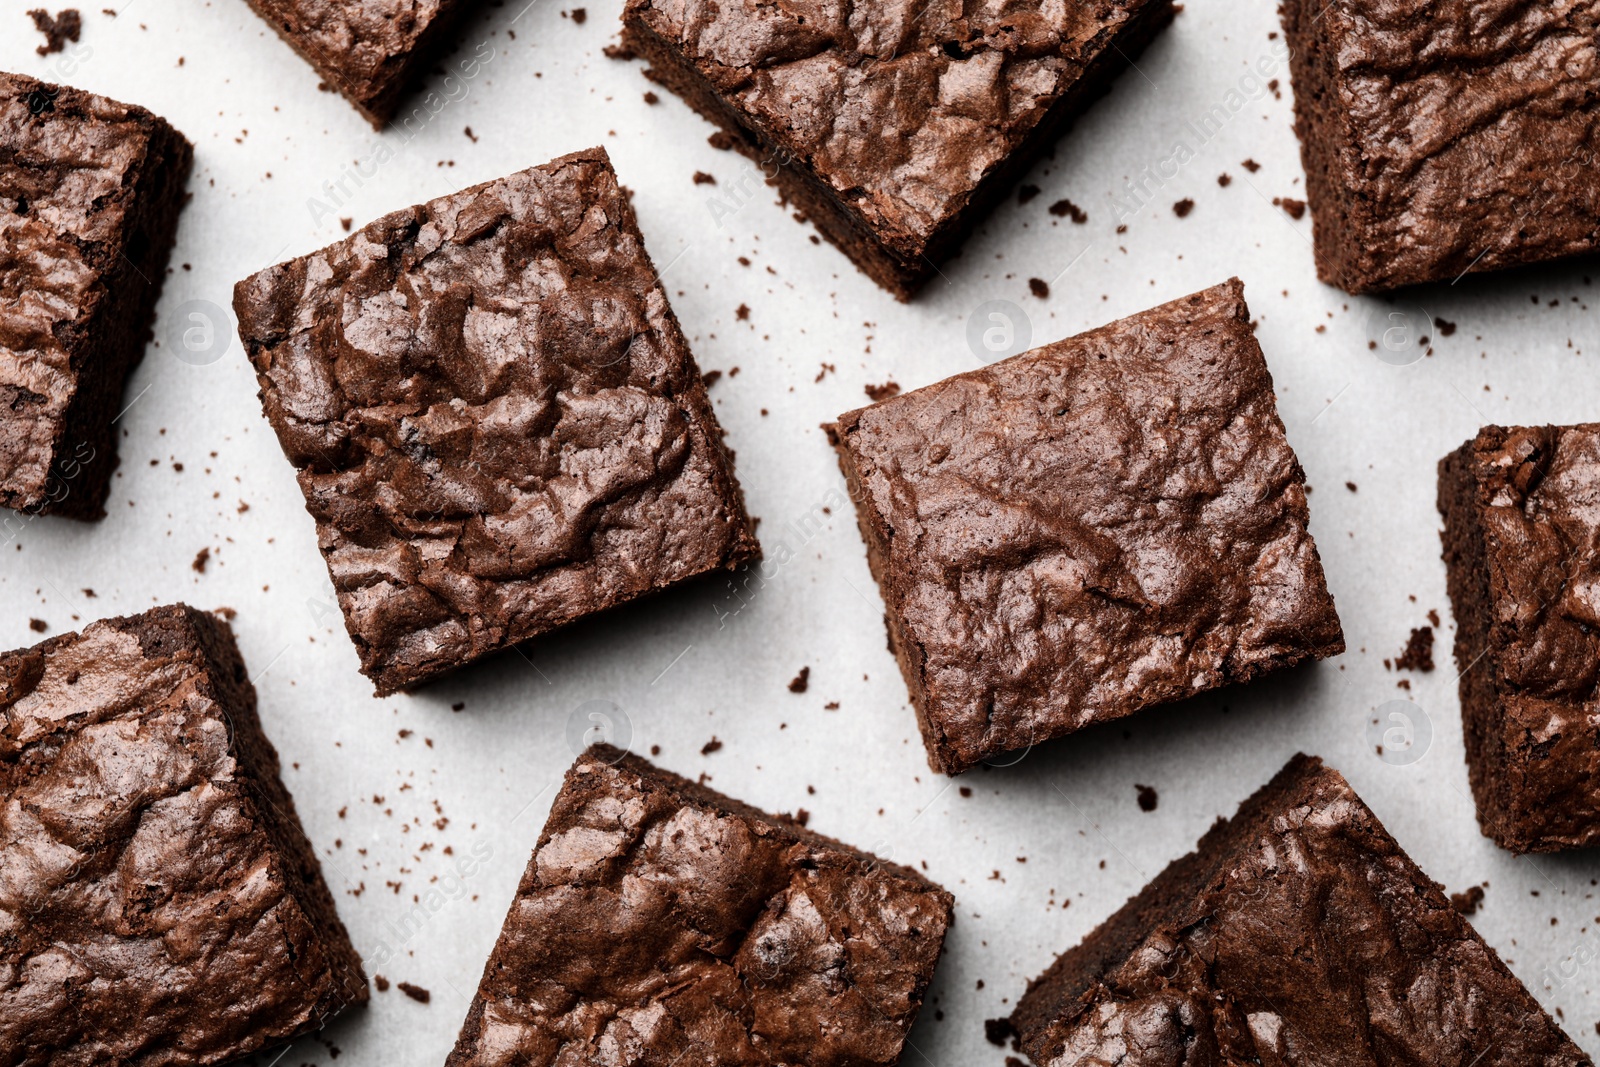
5 0 1600 1062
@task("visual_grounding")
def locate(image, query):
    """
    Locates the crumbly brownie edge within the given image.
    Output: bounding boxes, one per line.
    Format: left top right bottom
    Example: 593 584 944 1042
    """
172 607 370 1013
1281 0 1384 293
2 85 192 520
1438 434 1519 848
621 0 1176 302
827 416 954 774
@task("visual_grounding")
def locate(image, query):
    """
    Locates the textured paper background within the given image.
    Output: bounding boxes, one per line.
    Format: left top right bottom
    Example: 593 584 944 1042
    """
5 0 1600 1062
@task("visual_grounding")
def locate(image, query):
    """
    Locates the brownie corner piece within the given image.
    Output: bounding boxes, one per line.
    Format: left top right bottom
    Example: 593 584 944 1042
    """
236 147 759 695
1010 754 1591 1066
446 745 952 1066
1280 0 1600 293
833 279 1342 774
1438 423 1600 853
242 0 481 126
0 71 192 521
0 604 368 1063
621 0 1175 299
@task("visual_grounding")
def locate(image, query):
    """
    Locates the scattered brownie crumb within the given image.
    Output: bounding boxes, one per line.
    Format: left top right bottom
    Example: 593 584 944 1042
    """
602 42 636 60
1242 158 1261 172
789 808 811 827
1346 481 1357 492
192 547 210 574
701 737 723 755
1173 198 1194 218
1427 608 1441 627
650 744 661 756
1217 173 1232 187
1451 885 1486 916
463 126 478 143
734 303 750 321
1017 183 1041 205
1394 626 1435 672
985 1017 1017 1046
28 8 81 55
212 606 237 621
1048 198 1087 223
340 217 352 232
82 588 96 597
1435 317 1457 337
396 981 430 1004
959 786 973 798
643 91 658 105
823 701 839 710
1028 277 1049 299
814 362 835 383
1274 196 1306 220
28 618 48 633
788 666 810 693
1136 784 1159 812
707 130 736 150
374 975 391 992
692 170 715 185
701 369 723 388
864 381 901 402
570 6 586 21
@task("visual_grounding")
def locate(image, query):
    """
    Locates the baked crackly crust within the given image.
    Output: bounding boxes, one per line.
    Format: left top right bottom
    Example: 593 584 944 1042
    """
1281 0 1600 294
1011 755 1591 1067
0 72 191 520
621 0 1176 299
241 0 480 127
0 604 368 1065
446 745 954 1067
1439 424 1600 853
235 147 760 695
831 279 1343 774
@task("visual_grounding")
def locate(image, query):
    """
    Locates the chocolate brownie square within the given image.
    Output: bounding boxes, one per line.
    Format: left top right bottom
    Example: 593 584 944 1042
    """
621 0 1175 300
445 745 953 1066
0 73 192 520
1281 0 1600 293
0 604 367 1063
235 148 760 695
1009 754 1590 1066
1439 424 1600 852
830 280 1343 774
243 0 484 127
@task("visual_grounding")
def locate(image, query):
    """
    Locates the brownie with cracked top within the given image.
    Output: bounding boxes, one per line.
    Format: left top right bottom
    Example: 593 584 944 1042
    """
1009 754 1591 1066
235 148 759 696
446 744 953 1066
242 0 486 127
0 72 191 521
620 0 1176 300
830 279 1343 774
1439 424 1600 852
0 604 368 1064
1281 0 1600 293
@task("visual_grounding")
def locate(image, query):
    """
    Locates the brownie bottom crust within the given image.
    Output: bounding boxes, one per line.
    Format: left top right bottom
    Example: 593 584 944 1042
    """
621 1 1174 301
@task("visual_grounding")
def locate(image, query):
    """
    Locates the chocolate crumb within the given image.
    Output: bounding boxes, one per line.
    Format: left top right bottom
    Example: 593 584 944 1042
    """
692 170 716 185
1427 608 1441 627
396 981 430 1004
1435 317 1457 337
864 381 901 402
191 547 211 573
1394 626 1435 672
340 217 352 232
374 975 390 992
1242 158 1261 172
1274 196 1306 220
1136 784 1159 812
1451 885 1486 916
1173 198 1194 218
28 8 81 55
29 618 48 633
734 303 750 321
602 42 636 60
701 737 723 755
570 6 586 21
701 369 723 388
643 91 658 104
1346 481 1357 492
985 1017 1016 1046
1217 173 1232 187
1028 277 1050 299
464 126 478 142
707 130 737 150
788 666 810 693
1048 198 1087 223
